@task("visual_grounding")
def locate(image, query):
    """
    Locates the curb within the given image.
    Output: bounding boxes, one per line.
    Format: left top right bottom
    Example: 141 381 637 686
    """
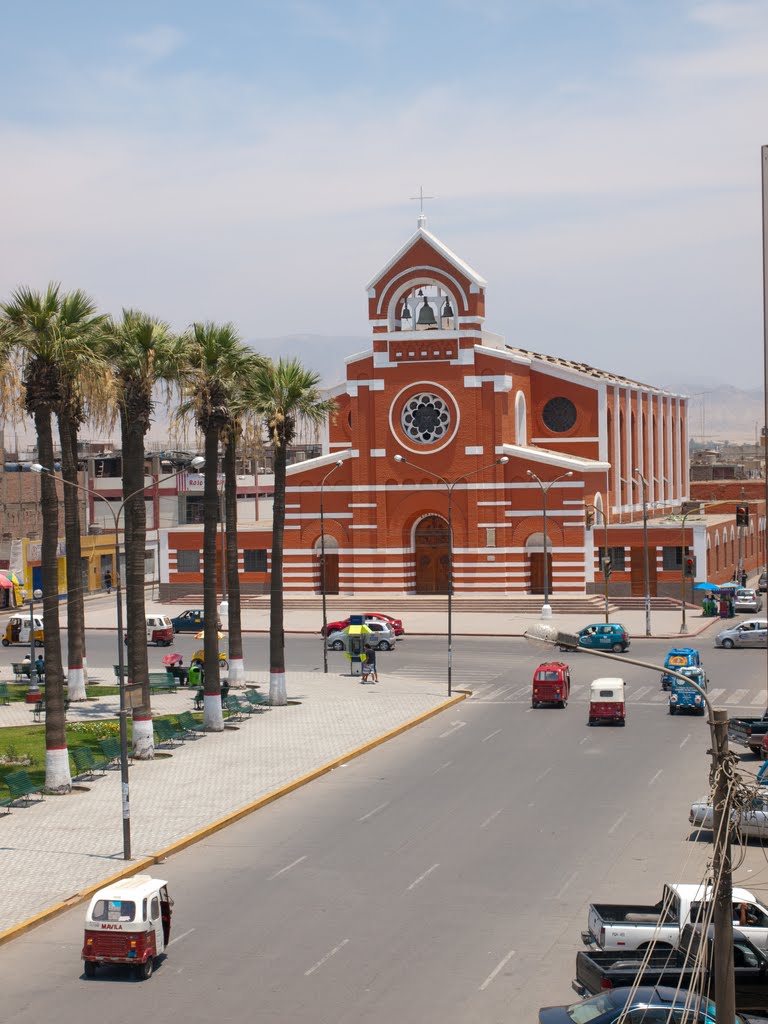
0 690 468 948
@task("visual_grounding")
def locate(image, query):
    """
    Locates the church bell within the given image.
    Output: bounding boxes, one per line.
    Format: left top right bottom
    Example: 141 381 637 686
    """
400 299 412 321
416 298 437 328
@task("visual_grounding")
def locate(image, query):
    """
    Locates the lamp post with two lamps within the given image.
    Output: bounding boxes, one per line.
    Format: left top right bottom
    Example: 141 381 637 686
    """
394 453 509 696
320 459 344 674
32 456 204 860
526 471 573 618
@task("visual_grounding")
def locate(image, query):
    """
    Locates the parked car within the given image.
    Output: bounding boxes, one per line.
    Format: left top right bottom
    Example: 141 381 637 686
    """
539 984 755 1024
567 623 630 653
326 621 396 651
690 789 768 841
729 709 768 755
715 619 768 649
759 569 767 593
171 609 221 633
736 588 764 614
322 614 403 638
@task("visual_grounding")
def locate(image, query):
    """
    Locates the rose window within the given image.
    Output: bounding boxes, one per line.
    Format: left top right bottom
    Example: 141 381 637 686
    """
401 393 451 444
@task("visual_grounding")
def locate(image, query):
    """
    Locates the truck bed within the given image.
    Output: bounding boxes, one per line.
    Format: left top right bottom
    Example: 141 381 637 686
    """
589 902 665 925
729 714 768 750
574 947 690 996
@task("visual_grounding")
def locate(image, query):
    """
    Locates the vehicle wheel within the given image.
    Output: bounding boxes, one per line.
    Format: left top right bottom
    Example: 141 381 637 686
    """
136 957 153 980
697 708 706 717
561 700 567 709
221 659 229 670
377 640 391 651
722 638 735 649
669 707 676 715
1 639 7 647
331 640 344 651
531 701 537 709
619 719 626 727
83 961 97 978
588 719 594 726
165 640 173 647
612 642 623 653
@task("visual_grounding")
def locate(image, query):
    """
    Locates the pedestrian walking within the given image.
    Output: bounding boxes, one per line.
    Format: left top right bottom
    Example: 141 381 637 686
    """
365 646 378 684
35 654 45 683
104 570 112 595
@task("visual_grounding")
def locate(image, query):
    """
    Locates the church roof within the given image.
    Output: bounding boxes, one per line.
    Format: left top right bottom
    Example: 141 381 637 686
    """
366 224 487 292
504 344 682 396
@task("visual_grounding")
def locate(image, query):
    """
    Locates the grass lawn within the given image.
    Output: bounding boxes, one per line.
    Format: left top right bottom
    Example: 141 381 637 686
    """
0 712 202 791
4 683 120 702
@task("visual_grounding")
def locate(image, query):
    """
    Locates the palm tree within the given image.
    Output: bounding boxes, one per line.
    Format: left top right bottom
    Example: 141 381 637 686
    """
0 284 101 791
102 311 183 758
242 358 336 705
178 322 252 730
55 298 110 702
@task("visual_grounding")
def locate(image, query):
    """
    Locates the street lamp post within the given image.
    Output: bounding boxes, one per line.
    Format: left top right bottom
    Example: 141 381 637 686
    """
394 453 509 696
635 469 652 637
524 621 736 1024
32 456 204 860
526 471 573 618
320 460 344 674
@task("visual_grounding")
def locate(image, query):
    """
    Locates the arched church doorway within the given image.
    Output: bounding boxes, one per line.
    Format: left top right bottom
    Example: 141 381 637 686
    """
415 515 450 594
526 532 552 595
315 536 339 595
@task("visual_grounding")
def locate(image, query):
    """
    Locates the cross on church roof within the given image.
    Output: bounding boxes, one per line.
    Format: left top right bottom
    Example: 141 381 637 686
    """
410 186 436 228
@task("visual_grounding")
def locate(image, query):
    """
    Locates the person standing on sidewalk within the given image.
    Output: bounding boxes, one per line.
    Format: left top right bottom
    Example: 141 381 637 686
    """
104 570 112 595
364 646 378 684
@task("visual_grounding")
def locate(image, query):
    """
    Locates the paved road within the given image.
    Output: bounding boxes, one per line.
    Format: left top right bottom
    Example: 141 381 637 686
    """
2 633 764 1022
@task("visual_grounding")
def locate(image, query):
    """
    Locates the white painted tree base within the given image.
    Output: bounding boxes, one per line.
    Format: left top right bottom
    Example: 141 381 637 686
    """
228 658 245 683
203 694 225 731
67 666 87 701
46 747 72 792
269 671 287 706
83 656 89 686
133 718 155 759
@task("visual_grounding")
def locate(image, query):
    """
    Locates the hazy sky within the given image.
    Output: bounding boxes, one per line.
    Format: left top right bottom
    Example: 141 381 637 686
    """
3 0 768 394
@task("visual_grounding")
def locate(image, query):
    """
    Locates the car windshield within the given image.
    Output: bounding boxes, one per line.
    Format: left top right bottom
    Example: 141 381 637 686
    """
537 671 561 681
565 992 616 1022
91 898 137 922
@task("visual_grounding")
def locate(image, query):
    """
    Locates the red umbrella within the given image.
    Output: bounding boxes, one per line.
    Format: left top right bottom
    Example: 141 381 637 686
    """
0 576 13 590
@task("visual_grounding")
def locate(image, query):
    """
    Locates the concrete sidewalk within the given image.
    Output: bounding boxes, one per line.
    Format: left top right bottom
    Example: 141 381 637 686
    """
0 671 462 940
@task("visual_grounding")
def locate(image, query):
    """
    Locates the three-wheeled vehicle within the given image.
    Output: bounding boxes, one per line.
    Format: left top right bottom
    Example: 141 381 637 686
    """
532 662 571 708
82 875 172 980
1 614 43 647
668 665 708 716
191 649 229 669
660 647 701 690
587 678 626 726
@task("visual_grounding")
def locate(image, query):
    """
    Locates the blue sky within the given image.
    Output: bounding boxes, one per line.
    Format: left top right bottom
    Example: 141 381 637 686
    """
2 1 768 400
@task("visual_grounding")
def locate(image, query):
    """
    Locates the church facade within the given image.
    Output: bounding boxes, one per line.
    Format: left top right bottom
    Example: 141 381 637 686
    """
161 218 690 597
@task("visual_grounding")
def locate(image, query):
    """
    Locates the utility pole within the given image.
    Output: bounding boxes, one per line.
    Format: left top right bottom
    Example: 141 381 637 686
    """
711 709 735 1024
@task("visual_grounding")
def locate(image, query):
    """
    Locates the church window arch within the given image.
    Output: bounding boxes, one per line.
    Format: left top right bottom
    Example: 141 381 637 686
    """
515 391 527 445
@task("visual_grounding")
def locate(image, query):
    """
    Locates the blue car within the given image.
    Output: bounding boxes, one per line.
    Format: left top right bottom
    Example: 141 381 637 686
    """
570 623 630 653
669 666 708 716
661 647 702 691
539 984 748 1023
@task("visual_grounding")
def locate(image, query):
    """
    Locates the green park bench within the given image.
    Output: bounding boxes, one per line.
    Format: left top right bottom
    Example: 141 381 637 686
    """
176 711 206 738
113 665 129 680
31 698 70 723
1 769 44 810
99 737 132 767
70 746 109 781
222 696 248 722
0 682 10 705
11 662 33 682
244 689 270 712
148 673 177 695
153 718 185 748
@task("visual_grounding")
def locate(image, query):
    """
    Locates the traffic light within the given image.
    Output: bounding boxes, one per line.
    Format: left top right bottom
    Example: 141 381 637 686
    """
585 508 594 530
736 504 750 527
602 555 612 578
685 555 696 577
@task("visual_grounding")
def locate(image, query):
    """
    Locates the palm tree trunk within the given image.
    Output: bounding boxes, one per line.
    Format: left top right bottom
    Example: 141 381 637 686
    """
203 424 224 730
57 411 87 701
37 407 71 792
121 410 153 758
269 437 287 705
223 430 244 682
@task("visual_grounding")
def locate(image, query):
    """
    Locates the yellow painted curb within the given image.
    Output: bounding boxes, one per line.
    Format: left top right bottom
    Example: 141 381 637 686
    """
0 692 466 947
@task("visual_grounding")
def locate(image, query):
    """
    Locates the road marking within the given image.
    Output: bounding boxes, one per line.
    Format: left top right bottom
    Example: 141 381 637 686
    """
479 947 516 991
268 855 308 880
648 769 663 786
608 812 626 835
407 863 440 891
482 729 502 743
357 801 390 822
168 928 195 946
727 689 749 705
631 686 650 701
432 761 453 775
569 684 585 697
579 737 589 745
752 692 766 705
480 809 503 829
304 938 349 976
439 721 466 739
708 688 725 703
555 871 578 900
535 765 554 783
484 686 510 701
505 686 530 701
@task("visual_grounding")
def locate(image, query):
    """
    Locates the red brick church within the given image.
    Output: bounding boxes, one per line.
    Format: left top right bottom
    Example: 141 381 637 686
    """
162 215 692 596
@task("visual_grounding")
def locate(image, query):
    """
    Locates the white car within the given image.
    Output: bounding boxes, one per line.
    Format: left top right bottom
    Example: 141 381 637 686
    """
690 790 768 839
326 621 396 651
735 589 764 614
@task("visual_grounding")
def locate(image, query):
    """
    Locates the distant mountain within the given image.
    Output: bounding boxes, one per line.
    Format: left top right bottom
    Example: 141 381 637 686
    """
680 385 764 444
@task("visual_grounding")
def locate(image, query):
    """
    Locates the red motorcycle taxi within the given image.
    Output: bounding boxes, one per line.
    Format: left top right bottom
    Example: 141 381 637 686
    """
82 875 172 980
531 662 571 709
587 678 626 727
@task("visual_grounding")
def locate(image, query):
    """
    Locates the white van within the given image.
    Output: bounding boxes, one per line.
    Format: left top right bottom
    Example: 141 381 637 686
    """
124 615 174 646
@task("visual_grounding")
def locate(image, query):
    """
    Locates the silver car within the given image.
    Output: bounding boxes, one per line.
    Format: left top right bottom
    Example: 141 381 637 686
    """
690 790 768 839
715 619 768 649
326 621 396 651
735 588 764 614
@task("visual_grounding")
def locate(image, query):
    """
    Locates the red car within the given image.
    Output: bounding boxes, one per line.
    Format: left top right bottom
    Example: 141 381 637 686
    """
322 613 404 637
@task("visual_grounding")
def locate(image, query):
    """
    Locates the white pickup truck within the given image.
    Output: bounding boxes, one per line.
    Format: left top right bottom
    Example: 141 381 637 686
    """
583 882 768 952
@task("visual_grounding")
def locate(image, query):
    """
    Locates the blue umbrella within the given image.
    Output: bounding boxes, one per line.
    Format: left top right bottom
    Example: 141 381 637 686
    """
693 582 720 591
